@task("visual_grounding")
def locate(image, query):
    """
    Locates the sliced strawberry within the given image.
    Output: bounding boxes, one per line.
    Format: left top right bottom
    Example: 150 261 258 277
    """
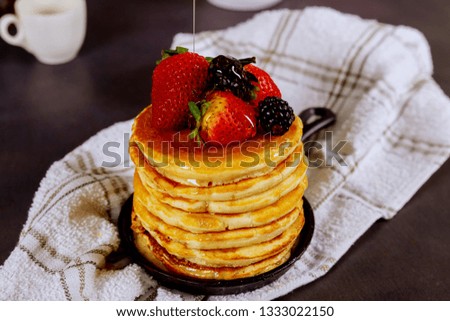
244 64 281 106
151 48 209 130
189 91 257 146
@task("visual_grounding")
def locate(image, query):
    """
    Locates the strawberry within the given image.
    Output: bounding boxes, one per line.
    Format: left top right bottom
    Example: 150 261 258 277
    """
189 91 257 145
244 64 281 106
151 47 209 130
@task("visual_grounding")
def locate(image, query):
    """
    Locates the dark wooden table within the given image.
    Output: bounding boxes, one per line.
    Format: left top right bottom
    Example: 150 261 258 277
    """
1 0 449 300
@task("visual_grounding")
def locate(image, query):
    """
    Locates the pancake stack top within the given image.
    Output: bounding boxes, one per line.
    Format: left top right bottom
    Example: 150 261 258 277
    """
129 49 308 280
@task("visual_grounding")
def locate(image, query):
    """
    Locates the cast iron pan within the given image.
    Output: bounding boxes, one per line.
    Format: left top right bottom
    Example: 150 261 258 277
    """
118 195 314 295
118 107 335 295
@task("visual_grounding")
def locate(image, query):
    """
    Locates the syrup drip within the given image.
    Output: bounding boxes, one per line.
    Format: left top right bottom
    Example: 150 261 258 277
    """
192 0 196 52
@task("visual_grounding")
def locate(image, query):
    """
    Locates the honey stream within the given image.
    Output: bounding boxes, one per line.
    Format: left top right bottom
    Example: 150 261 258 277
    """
192 0 196 52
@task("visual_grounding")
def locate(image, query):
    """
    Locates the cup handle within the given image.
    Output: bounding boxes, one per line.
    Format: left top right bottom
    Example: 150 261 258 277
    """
0 14 25 47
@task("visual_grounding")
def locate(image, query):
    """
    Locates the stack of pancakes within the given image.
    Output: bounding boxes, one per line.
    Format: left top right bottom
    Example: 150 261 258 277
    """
129 105 308 280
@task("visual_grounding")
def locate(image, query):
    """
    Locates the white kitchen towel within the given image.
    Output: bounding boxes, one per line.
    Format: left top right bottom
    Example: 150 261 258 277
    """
1 7 449 300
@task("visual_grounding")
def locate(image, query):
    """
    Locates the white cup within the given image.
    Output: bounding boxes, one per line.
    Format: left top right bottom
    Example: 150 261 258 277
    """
0 0 87 65
207 0 283 11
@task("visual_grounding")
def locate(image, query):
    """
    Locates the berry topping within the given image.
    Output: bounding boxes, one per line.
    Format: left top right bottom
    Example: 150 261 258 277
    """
189 91 257 145
148 49 293 142
258 97 295 136
207 55 258 102
244 64 282 106
151 47 209 130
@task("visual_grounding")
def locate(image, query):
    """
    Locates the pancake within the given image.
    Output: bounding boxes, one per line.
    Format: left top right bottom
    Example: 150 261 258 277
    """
129 87 308 280
143 158 307 214
133 197 300 250
132 214 295 280
130 105 303 187
131 143 306 202
134 172 306 232
145 210 305 267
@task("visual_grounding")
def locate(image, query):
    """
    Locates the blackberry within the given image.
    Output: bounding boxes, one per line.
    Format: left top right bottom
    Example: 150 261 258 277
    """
258 97 295 136
207 55 257 102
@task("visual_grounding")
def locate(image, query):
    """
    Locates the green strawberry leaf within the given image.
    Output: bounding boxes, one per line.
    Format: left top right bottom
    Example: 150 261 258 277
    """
175 46 189 54
188 128 202 146
250 85 260 100
157 47 189 65
188 101 208 146
189 101 201 122
188 128 198 140
201 101 211 116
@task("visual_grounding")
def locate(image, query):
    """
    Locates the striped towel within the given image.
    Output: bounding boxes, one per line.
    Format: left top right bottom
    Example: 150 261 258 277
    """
1 7 449 300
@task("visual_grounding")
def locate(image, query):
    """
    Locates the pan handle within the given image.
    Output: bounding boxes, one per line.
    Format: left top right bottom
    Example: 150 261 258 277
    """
299 107 336 141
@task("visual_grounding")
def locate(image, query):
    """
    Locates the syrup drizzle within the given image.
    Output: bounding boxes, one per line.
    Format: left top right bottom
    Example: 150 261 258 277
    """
192 0 196 52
